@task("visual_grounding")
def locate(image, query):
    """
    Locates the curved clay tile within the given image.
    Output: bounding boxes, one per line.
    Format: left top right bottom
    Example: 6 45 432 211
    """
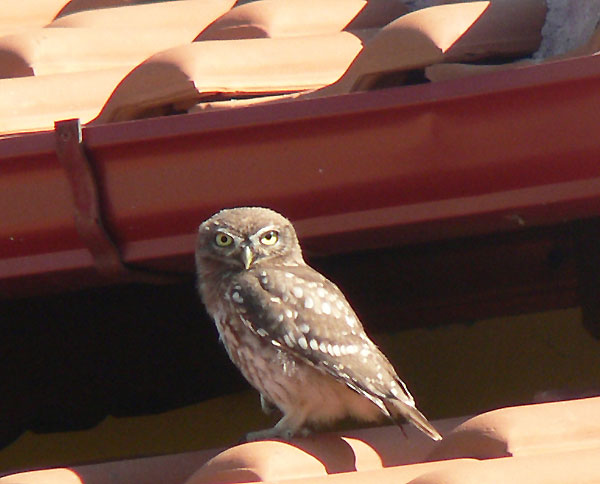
94 33 363 123
317 0 546 95
0 27 205 79
196 0 408 40
1 0 69 37
186 398 600 483
430 396 600 461
185 417 464 484
344 0 410 31
0 67 130 134
49 0 235 33
2 400 600 483
426 17 600 82
55 0 170 19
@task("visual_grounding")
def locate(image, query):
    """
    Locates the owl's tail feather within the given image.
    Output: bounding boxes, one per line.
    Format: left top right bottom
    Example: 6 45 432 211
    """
383 399 443 441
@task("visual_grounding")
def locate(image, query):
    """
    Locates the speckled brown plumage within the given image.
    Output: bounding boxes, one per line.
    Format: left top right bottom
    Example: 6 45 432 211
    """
195 207 441 442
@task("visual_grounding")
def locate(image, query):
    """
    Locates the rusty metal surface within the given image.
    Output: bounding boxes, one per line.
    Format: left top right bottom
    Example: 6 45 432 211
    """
54 119 126 278
2 54 600 297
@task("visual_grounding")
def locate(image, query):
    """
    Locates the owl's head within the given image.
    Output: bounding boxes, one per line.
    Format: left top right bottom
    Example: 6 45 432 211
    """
196 207 304 274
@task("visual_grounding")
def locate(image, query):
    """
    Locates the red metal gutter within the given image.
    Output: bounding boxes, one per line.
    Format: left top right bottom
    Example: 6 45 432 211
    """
2 54 600 297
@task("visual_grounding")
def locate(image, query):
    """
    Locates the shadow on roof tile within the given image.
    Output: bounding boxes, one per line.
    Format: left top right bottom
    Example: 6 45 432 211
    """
196 0 407 40
55 0 178 19
319 0 546 95
186 0 547 113
0 67 130 134
426 18 600 82
93 33 363 123
1 0 69 37
0 27 202 79
2 398 600 483
50 0 235 30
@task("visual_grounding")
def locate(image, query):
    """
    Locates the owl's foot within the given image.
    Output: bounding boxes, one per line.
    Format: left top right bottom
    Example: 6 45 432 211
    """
244 411 311 442
244 426 311 442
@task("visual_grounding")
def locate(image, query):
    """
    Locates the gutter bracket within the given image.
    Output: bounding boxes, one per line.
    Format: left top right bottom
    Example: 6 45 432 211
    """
55 119 184 284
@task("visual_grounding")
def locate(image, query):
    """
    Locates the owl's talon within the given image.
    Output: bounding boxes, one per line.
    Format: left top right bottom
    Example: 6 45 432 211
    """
244 424 310 442
244 427 288 442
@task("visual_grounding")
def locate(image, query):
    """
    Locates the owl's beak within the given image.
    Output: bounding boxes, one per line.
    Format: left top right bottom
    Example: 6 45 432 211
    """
241 245 254 270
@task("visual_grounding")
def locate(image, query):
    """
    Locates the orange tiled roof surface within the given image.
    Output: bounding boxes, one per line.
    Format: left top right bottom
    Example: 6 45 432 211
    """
2 2 600 482
3 397 600 483
1 0 599 136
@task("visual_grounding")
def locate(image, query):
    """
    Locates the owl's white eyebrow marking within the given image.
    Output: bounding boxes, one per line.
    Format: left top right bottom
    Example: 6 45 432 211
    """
298 323 310 333
321 302 331 315
304 297 314 309
297 336 308 350
309 339 319 351
292 287 303 298
232 291 243 304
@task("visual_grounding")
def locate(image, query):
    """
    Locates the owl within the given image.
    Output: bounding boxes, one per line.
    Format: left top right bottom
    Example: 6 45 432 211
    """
195 207 442 442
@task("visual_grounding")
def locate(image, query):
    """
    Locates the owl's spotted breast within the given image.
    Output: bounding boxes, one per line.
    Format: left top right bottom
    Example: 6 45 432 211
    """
226 265 416 408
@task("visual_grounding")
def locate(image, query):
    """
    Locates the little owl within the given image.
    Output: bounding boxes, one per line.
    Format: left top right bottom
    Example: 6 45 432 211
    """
195 207 442 442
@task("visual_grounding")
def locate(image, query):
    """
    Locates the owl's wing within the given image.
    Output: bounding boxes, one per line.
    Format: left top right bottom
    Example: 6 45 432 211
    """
231 265 415 409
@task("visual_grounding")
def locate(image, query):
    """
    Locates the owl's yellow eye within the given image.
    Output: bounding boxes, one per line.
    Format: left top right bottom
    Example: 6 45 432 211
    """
260 230 279 246
215 232 234 247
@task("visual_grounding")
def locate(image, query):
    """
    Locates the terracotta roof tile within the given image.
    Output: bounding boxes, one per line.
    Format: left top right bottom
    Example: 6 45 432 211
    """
1 0 68 37
196 0 408 40
0 68 130 134
5 398 599 484
430 396 600 460
49 0 235 30
0 27 197 78
426 15 600 82
1 0 598 135
94 33 364 123
314 0 546 95
186 397 600 484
